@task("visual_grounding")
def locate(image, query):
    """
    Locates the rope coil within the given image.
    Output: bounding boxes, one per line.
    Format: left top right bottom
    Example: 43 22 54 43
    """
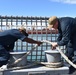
36 61 63 68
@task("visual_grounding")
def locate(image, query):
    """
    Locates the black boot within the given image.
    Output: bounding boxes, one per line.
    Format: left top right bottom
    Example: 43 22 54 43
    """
69 65 76 74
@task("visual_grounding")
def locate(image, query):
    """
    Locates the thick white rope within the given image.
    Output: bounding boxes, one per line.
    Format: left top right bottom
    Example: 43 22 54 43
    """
8 42 62 68
8 40 76 69
35 61 63 68
0 62 38 71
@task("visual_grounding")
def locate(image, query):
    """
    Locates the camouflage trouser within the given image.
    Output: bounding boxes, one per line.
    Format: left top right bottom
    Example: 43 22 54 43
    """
0 45 10 67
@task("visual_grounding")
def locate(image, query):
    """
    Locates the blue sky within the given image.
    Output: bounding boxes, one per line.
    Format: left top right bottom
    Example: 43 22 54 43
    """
0 0 76 17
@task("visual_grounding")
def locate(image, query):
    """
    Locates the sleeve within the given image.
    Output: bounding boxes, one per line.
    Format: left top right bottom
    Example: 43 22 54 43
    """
57 22 71 46
18 33 28 41
13 29 28 41
57 29 62 42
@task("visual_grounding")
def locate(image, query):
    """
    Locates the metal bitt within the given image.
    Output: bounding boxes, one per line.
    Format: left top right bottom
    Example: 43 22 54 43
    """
44 49 63 68
8 52 27 67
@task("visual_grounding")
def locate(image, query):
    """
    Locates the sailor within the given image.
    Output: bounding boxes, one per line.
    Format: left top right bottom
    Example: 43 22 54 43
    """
47 16 76 63
0 27 42 67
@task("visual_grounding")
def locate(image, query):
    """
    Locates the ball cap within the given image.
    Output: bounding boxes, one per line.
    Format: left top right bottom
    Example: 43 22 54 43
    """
48 16 57 28
19 27 28 36
19 27 26 32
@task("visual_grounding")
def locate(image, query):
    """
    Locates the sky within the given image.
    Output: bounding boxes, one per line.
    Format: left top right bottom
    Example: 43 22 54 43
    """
0 0 76 17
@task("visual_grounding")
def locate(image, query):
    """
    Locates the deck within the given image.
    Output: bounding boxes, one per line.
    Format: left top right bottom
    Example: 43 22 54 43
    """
0 64 69 75
0 61 76 75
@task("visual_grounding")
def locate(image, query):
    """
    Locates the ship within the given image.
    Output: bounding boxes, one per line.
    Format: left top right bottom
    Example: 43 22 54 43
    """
27 29 58 34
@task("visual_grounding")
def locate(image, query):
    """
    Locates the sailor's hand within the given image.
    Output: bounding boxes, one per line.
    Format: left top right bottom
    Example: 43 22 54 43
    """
37 41 43 46
51 42 58 50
